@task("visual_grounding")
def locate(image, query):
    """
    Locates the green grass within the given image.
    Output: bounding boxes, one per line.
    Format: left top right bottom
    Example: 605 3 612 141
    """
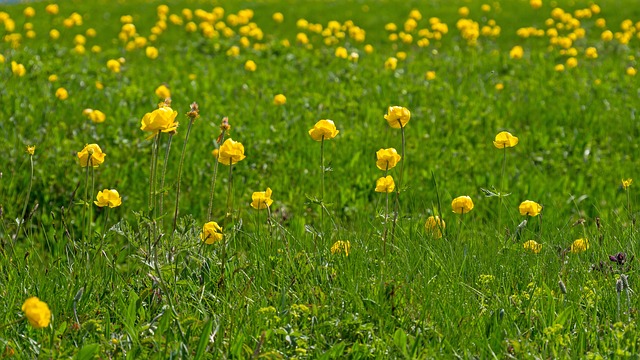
1 0 640 357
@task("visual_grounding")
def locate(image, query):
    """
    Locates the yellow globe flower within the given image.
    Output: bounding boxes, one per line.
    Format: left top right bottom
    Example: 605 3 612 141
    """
77 144 106 167
55 87 68 100
308 120 339 141
509 45 524 59
493 131 519 148
45 4 59 15
146 46 159 59
570 238 589 253
140 106 178 135
201 221 223 244
330 240 351 256
11 61 26 77
451 196 474 214
251 187 273 209
22 297 51 329
107 59 121 73
155 84 171 99
89 110 106 123
23 7 35 18
384 106 411 129
523 240 542 254
426 71 436 80
244 60 257 72
622 178 633 189
94 189 122 208
519 200 542 216
375 175 395 193
425 215 445 238
384 57 398 70
273 94 287 105
26 145 36 155
376 148 401 170
272 12 284 23
218 138 246 165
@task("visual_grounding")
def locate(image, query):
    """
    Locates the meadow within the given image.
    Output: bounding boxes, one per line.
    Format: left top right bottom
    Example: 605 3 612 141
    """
1 0 640 357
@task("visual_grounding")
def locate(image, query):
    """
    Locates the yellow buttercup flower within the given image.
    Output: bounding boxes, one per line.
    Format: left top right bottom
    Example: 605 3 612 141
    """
201 221 223 244
622 179 633 189
384 106 411 129
272 12 284 23
23 7 35 18
493 131 518 148
331 240 351 256
384 57 398 70
22 297 51 329
451 196 474 214
273 94 286 105
77 144 106 167
218 138 246 165
140 106 179 135
570 238 589 253
251 188 273 209
155 84 171 99
87 110 106 123
519 200 542 216
308 120 339 141
375 175 395 193
107 59 121 73
425 215 445 238
244 60 257 72
509 45 524 59
523 240 542 254
376 148 401 170
45 4 59 15
26 145 36 155
55 87 68 100
146 46 159 59
11 61 26 77
426 71 436 80
94 189 122 208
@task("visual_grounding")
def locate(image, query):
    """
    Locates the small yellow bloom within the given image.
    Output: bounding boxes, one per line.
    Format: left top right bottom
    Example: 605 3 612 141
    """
22 297 51 329
585 47 598 59
26 145 35 155
23 7 35 18
523 240 542 254
519 200 542 217
218 138 246 165
273 94 287 105
11 61 26 77
50 29 60 40
384 106 411 129
107 59 121 73
146 46 159 59
0 54 4 63
570 238 589 253
493 131 518 148
94 189 122 208
55 87 68 100
495 83 504 91
627 67 637 77
140 106 178 135
201 221 223 244
244 60 257 72
622 178 633 189
251 188 273 209
308 119 339 141
331 240 351 256
566 57 578 68
384 57 398 70
458 6 470 17
509 45 524 59
77 144 106 167
335 46 348 59
376 148 401 170
451 196 474 214
96 81 104 90
155 84 171 99
45 4 59 15
425 215 445 238
530 0 542 9
425 71 436 80
48 74 58 82
601 30 613 41
272 12 284 23
212 149 219 159
85 109 106 123
375 175 395 193
554 64 565 72
364 44 374 54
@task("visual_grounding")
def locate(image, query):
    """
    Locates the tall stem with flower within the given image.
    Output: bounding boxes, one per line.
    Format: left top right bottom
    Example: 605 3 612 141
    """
492 131 518 237
14 146 36 242
208 117 230 222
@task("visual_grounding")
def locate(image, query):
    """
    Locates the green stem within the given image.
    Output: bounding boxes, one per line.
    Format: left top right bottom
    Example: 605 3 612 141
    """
381 165 389 256
225 161 234 225
149 134 159 213
15 154 34 241
159 134 174 231
498 147 506 235
96 208 110 258
82 158 90 245
207 130 225 222
321 136 325 237
173 119 195 232
390 124 406 243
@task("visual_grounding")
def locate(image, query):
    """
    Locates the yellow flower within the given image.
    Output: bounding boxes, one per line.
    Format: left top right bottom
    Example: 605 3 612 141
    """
376 148 401 170
458 6 470 17
11 61 26 77
94 189 122 208
26 145 35 155
425 215 445 238
45 4 59 15
308 120 339 141
273 94 286 105
201 221 223 244
519 200 542 216
425 71 436 80
495 83 504 91
375 175 395 193
384 57 398 70
451 196 474 214
493 131 518 148
244 60 257 72
509 45 524 59
585 47 598 59
0 54 4 63
140 106 179 135
384 106 411 129
364 44 374 54
146 46 159 59
107 59 121 73
331 240 351 256
523 240 542 254
570 238 589 253
272 12 284 23
77 144 106 167
251 188 273 209
48 74 58 82
212 149 219 159
627 67 637 77
55 87 68 100
622 179 633 189
554 64 565 72
335 46 348 59
23 7 35 18
88 110 106 123
155 84 171 99
22 297 51 329
566 57 578 68
218 138 246 165
601 30 613 41
530 0 542 9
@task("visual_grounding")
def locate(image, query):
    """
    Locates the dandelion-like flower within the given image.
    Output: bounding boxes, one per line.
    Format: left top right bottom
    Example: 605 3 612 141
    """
425 216 445 239
308 120 339 141
94 189 122 208
26 145 35 155
376 148 401 170
155 84 170 99
331 240 351 256
201 221 223 244
22 297 51 329
622 179 633 189
77 144 106 167
523 240 542 254
493 131 519 148
451 196 474 214
273 94 287 105
570 238 589 253
519 200 542 216
251 188 273 209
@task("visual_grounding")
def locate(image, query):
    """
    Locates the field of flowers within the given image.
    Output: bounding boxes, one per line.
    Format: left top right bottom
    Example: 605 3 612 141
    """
1 0 640 357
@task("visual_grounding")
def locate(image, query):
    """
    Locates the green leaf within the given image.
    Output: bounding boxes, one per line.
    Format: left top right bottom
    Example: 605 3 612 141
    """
75 343 99 360
194 318 214 360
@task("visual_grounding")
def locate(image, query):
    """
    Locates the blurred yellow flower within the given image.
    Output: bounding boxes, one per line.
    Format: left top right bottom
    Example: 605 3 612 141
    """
519 200 542 216
95 81 104 90
155 84 171 99
364 44 374 54
627 67 637 76
425 215 445 238
251 188 273 209
201 221 223 244
84 109 106 123
272 12 284 23
493 131 518 148
244 60 257 72
94 189 122 208
566 57 578 68
530 0 542 9
523 240 542 253
585 47 598 59
331 240 351 256
495 83 504 91
0 54 4 63
570 238 589 253
376 148 401 170
26 145 35 155
384 106 411 129
509 45 524 59
45 4 59 15
622 179 633 189
458 6 470 17
55 87 68 100
77 144 106 167
384 57 398 70
601 30 613 41
452 196 474 214
86 28 97 37
425 71 436 80
48 74 58 82
11 61 26 77
212 148 219 159
273 94 286 105
375 175 395 193
49 29 60 40
146 46 159 59
22 297 51 329
308 120 339 141
140 106 178 135
23 7 35 18
335 46 348 59
107 59 121 73
554 64 565 72
218 138 246 165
